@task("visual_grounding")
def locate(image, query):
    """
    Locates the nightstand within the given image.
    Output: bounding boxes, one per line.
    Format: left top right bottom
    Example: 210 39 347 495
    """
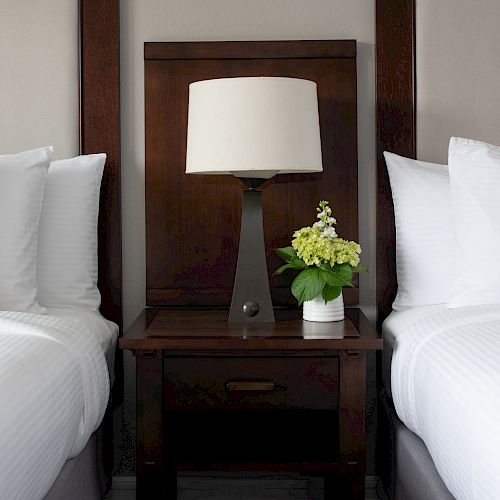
119 308 382 499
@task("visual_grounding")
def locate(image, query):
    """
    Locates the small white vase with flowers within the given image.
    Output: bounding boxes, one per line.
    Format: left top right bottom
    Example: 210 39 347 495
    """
274 201 367 322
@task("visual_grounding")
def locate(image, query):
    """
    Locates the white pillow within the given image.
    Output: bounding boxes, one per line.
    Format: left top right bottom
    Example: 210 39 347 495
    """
36 154 106 311
0 147 53 313
448 137 500 308
384 152 453 309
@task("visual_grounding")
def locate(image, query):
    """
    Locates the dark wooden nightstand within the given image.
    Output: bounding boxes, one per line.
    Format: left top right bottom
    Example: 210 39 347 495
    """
119 308 382 499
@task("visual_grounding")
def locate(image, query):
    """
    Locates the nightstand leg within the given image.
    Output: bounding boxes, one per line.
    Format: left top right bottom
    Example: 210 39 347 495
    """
136 350 169 499
327 349 365 500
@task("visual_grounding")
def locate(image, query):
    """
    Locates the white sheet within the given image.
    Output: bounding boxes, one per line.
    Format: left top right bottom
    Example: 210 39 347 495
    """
0 309 114 500
390 305 500 500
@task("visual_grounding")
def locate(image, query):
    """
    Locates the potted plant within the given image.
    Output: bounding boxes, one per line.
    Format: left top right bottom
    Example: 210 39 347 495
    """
274 200 366 321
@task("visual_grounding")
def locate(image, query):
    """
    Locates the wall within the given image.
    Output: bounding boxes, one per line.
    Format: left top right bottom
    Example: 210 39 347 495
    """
416 0 500 163
0 0 79 159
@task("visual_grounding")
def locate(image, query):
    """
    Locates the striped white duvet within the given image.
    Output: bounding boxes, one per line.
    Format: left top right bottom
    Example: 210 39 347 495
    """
391 305 500 500
0 311 109 500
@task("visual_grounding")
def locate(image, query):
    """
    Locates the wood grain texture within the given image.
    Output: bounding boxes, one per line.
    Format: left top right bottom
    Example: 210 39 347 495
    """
145 40 356 60
145 40 359 309
79 0 122 490
119 308 382 351
121 306 380 498
376 0 416 328
337 349 366 499
136 351 167 499
164 356 339 410
80 0 122 331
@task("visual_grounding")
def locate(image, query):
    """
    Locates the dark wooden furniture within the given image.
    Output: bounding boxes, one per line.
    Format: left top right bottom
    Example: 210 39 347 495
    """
80 0 122 332
49 1 122 495
138 37 370 498
80 0 123 405
120 308 382 499
375 3 458 500
375 0 416 329
145 40 359 309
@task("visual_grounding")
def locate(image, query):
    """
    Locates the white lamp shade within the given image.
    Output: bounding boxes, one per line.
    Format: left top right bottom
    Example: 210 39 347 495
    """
186 77 323 179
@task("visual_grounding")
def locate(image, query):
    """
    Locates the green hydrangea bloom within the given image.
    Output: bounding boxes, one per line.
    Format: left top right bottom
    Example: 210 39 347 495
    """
292 228 361 268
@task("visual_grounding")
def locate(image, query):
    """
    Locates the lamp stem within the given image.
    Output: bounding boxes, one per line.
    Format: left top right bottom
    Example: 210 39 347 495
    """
229 188 275 323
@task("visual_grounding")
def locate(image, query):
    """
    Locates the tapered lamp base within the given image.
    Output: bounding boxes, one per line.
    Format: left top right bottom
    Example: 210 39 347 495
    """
229 186 275 323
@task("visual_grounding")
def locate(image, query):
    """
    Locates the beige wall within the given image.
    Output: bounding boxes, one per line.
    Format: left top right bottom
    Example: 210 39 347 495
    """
0 0 79 159
416 0 500 163
121 0 377 330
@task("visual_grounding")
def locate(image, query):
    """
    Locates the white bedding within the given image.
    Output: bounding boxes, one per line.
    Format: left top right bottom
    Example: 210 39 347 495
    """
389 305 500 500
0 309 116 500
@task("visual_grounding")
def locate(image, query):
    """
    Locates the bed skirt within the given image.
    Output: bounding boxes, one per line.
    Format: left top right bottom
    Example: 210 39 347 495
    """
377 389 455 500
43 396 114 500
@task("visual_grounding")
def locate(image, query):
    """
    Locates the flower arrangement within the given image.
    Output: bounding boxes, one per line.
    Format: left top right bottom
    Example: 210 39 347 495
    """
274 200 366 305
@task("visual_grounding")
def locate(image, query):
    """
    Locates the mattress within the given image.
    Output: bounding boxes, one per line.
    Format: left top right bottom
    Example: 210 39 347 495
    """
0 308 117 500
47 307 118 384
382 305 445 398
387 304 500 500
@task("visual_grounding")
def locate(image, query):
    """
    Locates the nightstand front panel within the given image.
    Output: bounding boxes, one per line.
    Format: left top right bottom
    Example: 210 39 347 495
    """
164 356 339 410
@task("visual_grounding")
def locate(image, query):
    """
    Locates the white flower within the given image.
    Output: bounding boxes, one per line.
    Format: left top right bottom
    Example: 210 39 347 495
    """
322 227 337 239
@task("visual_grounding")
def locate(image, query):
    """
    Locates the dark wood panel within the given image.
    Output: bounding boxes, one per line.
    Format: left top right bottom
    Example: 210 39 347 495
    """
122 306 380 497
164 356 339 410
136 351 167 498
147 285 359 306
119 308 383 351
376 0 416 328
80 0 122 331
145 41 358 309
145 40 356 60
165 410 340 466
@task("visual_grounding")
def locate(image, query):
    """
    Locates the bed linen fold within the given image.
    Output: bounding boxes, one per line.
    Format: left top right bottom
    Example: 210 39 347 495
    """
0 311 109 500
391 305 500 500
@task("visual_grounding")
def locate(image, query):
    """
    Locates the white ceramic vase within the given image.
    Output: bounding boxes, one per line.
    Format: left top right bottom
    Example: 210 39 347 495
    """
302 292 344 322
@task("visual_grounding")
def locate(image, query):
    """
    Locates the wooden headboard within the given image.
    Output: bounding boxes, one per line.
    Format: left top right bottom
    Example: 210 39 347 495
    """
144 40 359 309
80 0 122 331
376 0 416 328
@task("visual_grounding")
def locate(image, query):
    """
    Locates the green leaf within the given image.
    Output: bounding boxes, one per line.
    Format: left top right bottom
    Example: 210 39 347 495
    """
273 257 306 276
289 257 306 269
318 263 353 287
273 263 293 275
322 284 342 303
291 268 326 306
274 246 297 262
352 263 368 273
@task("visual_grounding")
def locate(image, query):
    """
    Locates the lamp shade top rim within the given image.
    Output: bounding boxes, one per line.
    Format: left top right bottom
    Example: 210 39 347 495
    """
189 76 317 88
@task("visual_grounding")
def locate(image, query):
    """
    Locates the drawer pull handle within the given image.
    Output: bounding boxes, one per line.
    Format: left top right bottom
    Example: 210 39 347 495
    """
225 380 275 392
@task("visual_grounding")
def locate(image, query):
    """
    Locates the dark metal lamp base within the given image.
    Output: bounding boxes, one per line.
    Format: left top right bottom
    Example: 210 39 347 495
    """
229 182 275 323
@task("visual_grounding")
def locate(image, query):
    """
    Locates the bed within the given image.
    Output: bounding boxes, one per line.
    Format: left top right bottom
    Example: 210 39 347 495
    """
376 1 499 499
0 1 121 499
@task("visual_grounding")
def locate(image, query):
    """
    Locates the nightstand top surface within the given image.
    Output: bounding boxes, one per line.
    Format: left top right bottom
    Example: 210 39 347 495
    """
120 308 382 351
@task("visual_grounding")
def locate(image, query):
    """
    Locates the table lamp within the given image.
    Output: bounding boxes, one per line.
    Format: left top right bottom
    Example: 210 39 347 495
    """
186 77 323 323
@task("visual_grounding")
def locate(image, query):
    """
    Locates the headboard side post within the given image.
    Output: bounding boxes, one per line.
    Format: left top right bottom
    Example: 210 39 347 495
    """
80 0 122 331
375 0 416 329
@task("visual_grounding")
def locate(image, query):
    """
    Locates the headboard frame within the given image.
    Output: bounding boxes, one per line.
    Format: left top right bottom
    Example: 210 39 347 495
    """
144 40 359 310
80 0 122 331
375 0 416 328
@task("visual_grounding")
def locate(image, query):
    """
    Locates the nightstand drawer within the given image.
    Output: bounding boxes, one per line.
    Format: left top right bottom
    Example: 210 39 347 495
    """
164 356 338 410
